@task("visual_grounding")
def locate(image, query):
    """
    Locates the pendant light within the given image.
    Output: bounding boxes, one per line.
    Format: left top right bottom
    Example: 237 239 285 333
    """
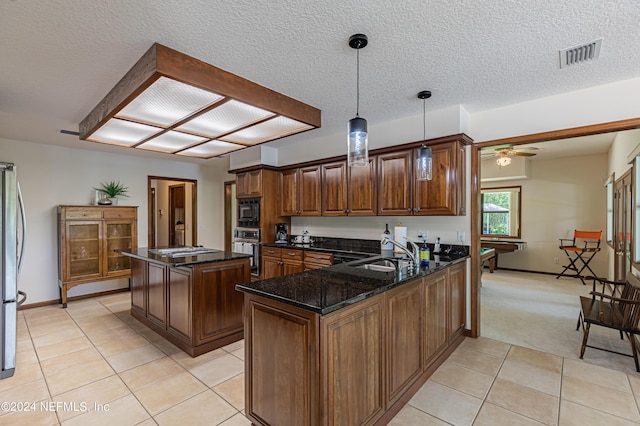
416 90 433 181
347 34 369 167
496 155 512 167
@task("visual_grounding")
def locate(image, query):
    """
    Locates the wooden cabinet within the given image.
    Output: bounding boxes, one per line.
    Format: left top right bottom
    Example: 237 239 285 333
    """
57 205 138 307
386 279 423 406
377 150 413 215
303 251 333 271
280 166 321 216
424 269 448 363
243 261 468 426
376 141 466 216
414 141 466 216
321 295 385 425
448 261 467 341
321 158 377 216
261 247 303 279
236 169 263 198
130 257 250 357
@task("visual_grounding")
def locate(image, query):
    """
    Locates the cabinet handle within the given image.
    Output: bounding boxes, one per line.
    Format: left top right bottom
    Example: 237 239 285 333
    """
414 208 420 212
287 253 296 256
407 208 412 212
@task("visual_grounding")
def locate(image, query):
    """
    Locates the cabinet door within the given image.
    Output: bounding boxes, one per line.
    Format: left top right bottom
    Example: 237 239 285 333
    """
321 296 384 425
321 161 348 216
64 221 102 281
262 257 283 279
299 166 321 216
246 170 263 197
279 169 299 216
414 141 462 216
168 267 192 341
448 262 466 340
147 262 167 327
424 270 448 364
104 220 134 276
282 259 303 275
348 156 377 216
386 279 423 405
377 150 413 215
130 258 146 314
236 172 248 197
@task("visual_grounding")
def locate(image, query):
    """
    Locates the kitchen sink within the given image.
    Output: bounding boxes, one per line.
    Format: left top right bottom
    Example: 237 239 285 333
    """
351 258 408 273
358 263 396 272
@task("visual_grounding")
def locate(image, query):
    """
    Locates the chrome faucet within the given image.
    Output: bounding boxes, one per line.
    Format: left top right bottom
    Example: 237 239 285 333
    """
380 237 419 273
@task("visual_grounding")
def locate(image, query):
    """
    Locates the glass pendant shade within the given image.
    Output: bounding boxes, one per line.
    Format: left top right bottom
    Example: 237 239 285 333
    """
347 116 368 167
416 144 432 181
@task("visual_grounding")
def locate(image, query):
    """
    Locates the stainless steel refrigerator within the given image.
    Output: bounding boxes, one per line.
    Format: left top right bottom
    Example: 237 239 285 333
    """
1 162 26 379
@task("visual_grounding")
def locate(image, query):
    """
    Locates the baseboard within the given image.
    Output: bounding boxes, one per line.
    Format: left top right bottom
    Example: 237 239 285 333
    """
486 266 558 276
18 288 130 310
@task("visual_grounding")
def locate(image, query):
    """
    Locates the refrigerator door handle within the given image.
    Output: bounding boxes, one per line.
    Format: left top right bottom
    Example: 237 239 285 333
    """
17 182 26 280
17 291 26 307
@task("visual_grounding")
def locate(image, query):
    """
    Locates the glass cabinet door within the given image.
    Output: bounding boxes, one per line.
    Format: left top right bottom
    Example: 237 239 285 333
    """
105 222 133 274
67 222 101 279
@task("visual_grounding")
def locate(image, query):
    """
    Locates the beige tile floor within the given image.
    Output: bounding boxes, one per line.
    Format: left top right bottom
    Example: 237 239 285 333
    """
3 292 640 425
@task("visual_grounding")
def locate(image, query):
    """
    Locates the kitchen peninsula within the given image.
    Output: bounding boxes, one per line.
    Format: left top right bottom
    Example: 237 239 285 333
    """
237 255 467 426
120 247 251 357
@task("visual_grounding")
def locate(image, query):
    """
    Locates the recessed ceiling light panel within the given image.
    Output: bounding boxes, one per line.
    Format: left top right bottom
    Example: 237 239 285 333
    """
136 131 208 153
176 99 275 138
89 118 161 146
79 43 321 159
221 116 313 145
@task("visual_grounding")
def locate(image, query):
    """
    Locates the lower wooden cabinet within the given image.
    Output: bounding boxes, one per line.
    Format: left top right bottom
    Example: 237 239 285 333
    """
130 257 250 356
262 247 332 278
244 261 467 426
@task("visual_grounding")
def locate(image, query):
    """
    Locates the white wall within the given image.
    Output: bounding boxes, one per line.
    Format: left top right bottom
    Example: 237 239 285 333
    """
1 137 229 305
481 154 608 276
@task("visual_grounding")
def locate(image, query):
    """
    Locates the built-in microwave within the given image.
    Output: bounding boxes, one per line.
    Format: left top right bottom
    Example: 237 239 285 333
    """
238 198 260 227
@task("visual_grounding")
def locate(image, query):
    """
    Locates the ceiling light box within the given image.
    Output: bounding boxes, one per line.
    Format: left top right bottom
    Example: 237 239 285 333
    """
79 43 321 159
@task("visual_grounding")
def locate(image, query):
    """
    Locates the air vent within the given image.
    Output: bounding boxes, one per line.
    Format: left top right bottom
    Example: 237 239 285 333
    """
559 38 602 68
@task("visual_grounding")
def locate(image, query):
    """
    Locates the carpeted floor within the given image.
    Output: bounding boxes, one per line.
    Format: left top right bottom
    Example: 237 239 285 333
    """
480 269 639 375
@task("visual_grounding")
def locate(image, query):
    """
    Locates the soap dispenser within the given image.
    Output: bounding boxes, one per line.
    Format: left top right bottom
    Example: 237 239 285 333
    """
433 237 441 266
381 224 393 257
419 237 430 268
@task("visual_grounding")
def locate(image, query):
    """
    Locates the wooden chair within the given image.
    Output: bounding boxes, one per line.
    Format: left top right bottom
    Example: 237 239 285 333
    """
576 274 640 372
557 230 602 285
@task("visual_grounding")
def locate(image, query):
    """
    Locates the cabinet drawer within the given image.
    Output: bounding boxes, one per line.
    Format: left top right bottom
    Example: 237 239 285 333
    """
63 208 103 219
103 208 137 219
262 247 282 258
281 249 303 261
304 251 333 265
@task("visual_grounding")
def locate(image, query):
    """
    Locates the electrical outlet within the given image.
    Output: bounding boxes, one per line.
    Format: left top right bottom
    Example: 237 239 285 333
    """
303 226 308 234
418 229 428 240
457 231 465 243
554 257 559 264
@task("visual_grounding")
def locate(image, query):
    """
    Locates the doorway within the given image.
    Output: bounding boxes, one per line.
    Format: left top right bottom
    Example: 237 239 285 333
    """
471 117 640 338
148 176 197 247
614 170 633 281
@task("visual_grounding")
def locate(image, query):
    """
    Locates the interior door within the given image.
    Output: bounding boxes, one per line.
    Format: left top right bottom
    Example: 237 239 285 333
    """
614 171 632 281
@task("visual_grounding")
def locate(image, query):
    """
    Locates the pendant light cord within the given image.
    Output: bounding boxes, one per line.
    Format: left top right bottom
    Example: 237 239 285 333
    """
356 48 360 117
422 97 426 141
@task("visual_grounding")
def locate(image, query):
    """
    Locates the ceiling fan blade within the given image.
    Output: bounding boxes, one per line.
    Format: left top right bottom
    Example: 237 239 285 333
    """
511 151 536 157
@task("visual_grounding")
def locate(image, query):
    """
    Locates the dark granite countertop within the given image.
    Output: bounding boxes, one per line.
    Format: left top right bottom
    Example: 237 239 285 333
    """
236 255 468 315
119 247 251 267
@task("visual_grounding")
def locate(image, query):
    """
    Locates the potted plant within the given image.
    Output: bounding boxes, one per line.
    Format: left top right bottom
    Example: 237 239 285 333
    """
94 181 129 205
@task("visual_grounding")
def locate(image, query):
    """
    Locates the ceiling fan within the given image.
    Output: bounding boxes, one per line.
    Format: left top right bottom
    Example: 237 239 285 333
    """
482 145 538 166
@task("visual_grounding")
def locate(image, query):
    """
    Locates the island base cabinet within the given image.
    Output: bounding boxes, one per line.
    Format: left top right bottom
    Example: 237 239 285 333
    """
130 257 250 357
321 297 385 426
245 296 319 426
243 262 467 426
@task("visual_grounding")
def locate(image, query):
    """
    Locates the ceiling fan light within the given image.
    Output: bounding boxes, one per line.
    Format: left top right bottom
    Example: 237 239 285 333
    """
497 156 512 167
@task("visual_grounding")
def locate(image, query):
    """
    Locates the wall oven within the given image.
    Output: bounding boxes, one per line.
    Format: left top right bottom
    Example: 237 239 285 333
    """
233 227 261 276
237 198 260 227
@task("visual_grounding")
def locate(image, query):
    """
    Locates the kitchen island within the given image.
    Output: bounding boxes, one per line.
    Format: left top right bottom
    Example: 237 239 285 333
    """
120 247 251 357
236 255 467 426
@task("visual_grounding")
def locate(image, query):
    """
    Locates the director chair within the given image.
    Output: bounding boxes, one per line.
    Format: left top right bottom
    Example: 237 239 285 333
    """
556 230 602 285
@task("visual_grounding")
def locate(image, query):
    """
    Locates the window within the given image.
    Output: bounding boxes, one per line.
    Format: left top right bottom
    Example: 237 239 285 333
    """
481 186 521 238
606 174 614 247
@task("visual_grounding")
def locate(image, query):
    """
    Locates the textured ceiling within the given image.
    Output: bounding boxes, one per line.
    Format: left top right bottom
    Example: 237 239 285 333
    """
1 0 639 164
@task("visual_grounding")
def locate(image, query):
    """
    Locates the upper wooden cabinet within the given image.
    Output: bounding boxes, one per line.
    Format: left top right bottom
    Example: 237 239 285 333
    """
279 166 321 216
321 158 377 216
236 169 263 198
377 141 466 216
